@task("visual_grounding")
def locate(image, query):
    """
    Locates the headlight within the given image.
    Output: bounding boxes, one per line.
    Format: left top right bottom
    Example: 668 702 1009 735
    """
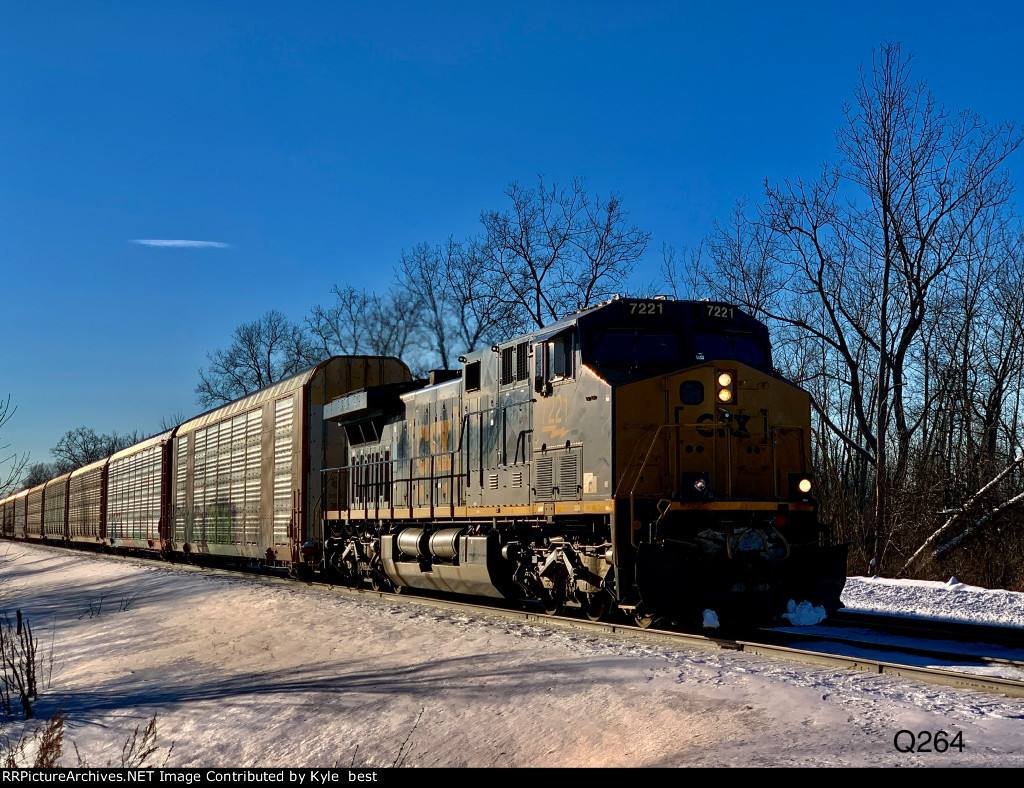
682 472 711 500
789 473 814 499
716 370 736 404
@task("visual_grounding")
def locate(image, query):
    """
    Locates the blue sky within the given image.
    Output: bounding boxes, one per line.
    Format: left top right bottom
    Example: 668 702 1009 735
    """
3 1 1023 469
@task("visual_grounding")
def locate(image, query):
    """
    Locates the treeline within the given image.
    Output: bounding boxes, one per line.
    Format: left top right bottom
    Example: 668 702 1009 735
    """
194 175 651 406
662 44 1024 587
18 427 144 488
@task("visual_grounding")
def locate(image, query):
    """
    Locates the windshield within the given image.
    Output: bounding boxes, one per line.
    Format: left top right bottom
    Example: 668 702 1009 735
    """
691 331 769 368
591 330 682 364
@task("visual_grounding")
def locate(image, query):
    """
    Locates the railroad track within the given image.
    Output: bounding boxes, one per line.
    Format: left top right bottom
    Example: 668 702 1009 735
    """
12 540 1024 700
759 625 1024 674
757 618 1024 691
827 609 1024 649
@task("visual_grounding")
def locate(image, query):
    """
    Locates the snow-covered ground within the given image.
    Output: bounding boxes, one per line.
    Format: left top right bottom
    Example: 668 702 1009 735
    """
2 541 1023 767
842 575 1024 629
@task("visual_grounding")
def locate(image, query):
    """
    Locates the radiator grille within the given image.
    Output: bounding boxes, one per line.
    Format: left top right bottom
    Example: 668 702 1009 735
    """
534 456 554 501
558 453 579 493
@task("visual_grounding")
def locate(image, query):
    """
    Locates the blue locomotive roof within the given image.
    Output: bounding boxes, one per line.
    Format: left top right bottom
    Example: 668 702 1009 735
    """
538 296 774 382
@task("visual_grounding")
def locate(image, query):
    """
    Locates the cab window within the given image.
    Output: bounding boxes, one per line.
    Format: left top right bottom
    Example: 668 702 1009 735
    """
547 334 575 380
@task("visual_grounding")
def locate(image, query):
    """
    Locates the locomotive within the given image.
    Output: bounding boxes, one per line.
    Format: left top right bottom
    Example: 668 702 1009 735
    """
320 297 848 627
1 296 847 628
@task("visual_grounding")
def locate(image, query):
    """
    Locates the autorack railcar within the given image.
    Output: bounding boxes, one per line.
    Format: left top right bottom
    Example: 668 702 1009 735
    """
3 356 411 568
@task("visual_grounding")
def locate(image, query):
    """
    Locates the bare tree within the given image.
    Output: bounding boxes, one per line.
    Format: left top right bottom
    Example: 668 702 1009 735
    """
394 237 519 369
368 287 420 362
479 175 650 329
397 242 453 369
659 242 706 301
307 177 648 374
307 285 420 366
19 463 60 489
681 43 1024 576
445 237 521 351
0 396 27 497
51 427 142 474
195 310 321 407
158 411 187 431
307 285 377 358
902 453 1024 574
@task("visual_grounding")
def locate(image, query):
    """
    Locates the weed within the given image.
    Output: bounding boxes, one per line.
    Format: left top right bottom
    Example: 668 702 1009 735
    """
77 594 111 621
0 611 39 719
391 707 424 768
75 713 174 768
1 707 67 767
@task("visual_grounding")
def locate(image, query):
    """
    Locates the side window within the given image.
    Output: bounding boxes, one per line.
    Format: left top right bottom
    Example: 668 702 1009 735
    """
465 360 481 392
680 381 704 405
548 334 575 380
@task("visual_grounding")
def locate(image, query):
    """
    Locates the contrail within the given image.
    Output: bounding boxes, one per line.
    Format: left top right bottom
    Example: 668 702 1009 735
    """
131 239 231 248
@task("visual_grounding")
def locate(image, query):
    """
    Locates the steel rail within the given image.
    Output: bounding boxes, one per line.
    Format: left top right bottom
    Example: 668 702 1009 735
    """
753 628 1024 676
827 609 1024 649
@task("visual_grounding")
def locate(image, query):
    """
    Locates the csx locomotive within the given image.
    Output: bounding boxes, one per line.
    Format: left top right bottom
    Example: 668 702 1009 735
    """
321 297 848 627
1 297 847 628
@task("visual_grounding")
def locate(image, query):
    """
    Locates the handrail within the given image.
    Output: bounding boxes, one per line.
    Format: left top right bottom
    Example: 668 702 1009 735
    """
322 447 463 520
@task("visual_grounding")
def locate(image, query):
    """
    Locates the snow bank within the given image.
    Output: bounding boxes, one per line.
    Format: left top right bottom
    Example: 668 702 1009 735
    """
841 576 1024 628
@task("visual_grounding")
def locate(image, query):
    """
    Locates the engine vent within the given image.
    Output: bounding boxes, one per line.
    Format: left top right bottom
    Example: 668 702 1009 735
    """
534 456 554 501
558 452 581 500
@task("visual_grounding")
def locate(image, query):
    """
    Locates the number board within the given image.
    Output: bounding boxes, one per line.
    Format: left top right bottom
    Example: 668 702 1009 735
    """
704 303 735 320
627 300 665 316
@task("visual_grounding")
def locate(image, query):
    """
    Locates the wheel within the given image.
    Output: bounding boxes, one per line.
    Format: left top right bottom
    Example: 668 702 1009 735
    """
542 599 562 615
632 605 655 629
369 557 392 592
326 551 358 587
370 570 392 592
578 590 614 622
540 581 565 615
342 556 361 588
541 592 563 615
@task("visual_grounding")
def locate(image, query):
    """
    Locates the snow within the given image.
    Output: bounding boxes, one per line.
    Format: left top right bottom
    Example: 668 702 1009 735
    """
781 600 828 627
701 609 720 629
2 542 1024 767
841 575 1024 629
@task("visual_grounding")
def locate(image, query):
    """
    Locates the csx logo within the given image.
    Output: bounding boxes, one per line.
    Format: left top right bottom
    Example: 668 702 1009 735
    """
694 412 751 439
